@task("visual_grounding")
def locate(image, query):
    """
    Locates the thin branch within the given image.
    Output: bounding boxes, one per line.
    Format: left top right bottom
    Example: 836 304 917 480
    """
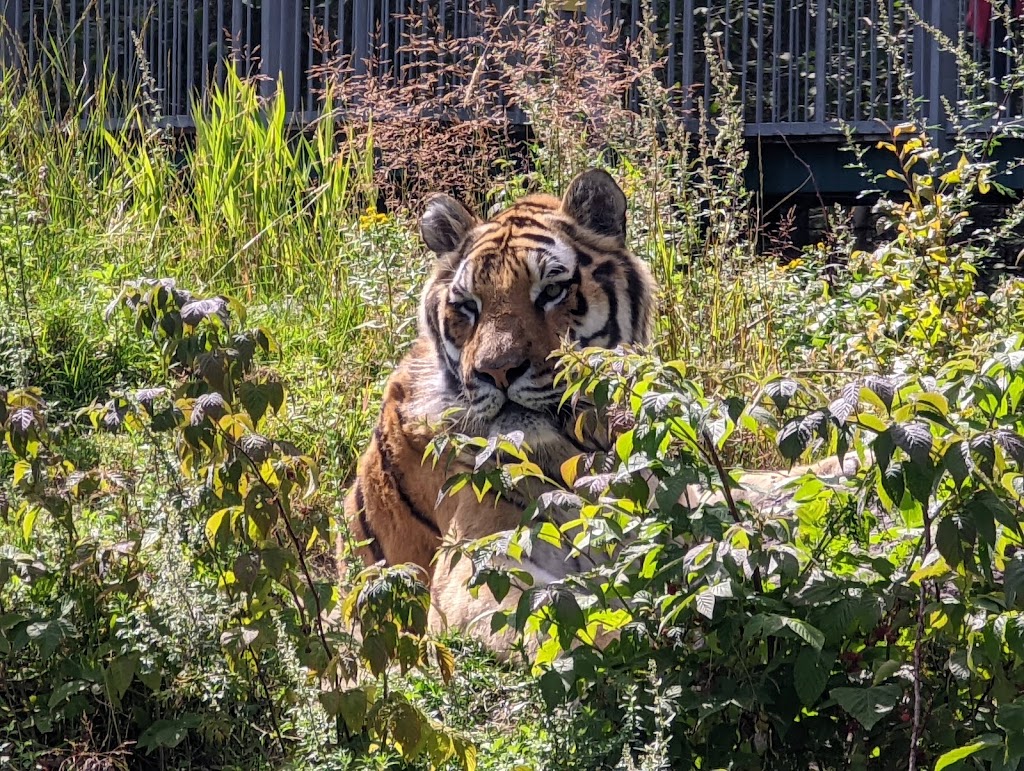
700 428 764 594
908 502 934 771
229 432 334 661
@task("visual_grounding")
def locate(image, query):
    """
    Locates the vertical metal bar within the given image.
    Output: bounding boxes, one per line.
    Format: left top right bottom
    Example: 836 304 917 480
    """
352 0 368 75
382 0 389 77
155 0 164 106
260 0 299 107
988 3 996 104
127 0 135 109
396 0 402 80
741 0 749 118
1 0 20 72
724 0 731 89
667 0 676 89
321 0 330 98
338 0 347 61
232 0 242 76
246 0 253 77
177 0 184 114
116 0 122 105
310 0 321 110
886 0 894 119
304 0 313 111
216 0 225 87
815 0 823 120
868 0 876 118
853 0 860 119
28 0 36 70
755 0 764 125
836 0 843 121
771 0 780 122
186 0 195 108
787 0 795 122
292 0 301 108
261 0 279 98
83 0 91 94
48 0 61 113
201 0 209 91
929 0 957 140
704 0 712 114
69 0 78 84
681 0 694 113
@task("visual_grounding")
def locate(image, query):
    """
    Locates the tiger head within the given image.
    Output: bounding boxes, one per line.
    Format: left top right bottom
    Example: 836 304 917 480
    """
412 169 656 458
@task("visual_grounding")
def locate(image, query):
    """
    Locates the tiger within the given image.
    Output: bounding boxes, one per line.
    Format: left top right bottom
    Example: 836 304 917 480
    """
341 169 863 655
341 169 657 647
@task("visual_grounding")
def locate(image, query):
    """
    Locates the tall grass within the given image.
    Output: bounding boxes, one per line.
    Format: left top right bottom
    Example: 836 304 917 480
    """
0 5 803 474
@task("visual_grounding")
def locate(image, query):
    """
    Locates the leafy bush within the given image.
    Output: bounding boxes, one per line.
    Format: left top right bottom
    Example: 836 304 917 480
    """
445 336 1024 770
1 279 472 769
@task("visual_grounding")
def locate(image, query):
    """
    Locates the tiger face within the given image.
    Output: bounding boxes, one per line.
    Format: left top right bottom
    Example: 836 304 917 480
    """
414 169 655 454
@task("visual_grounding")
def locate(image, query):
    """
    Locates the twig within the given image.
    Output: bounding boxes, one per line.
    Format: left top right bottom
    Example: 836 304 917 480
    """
229 433 334 661
250 646 288 755
699 429 764 594
908 503 934 771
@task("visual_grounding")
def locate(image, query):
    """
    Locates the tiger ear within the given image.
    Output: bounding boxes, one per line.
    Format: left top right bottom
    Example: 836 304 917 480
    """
561 169 627 245
420 194 478 255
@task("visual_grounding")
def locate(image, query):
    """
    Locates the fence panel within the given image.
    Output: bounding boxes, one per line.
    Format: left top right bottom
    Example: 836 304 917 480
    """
1 0 1021 132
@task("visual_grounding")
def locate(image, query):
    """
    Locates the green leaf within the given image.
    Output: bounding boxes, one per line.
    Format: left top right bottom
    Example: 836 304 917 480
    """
696 590 716 620
388 700 428 761
794 647 833 706
969 496 996 548
765 377 799 413
904 459 935 505
829 384 860 423
783 617 826 650
874 429 895 473
830 684 901 730
137 715 202 752
778 418 811 462
434 642 455 685
996 698 1024 734
879 462 905 509
205 508 232 545
104 655 136 702
873 659 902 686
944 442 971 489
238 380 272 425
934 734 1001 771
996 430 1024 466
936 516 964 570
538 668 569 710
972 434 996 478
21 506 38 542
47 679 89 708
970 490 1022 539
321 687 369 734
26 618 73 661
892 421 933 466
864 376 896 412
746 614 824 650
1006 555 1024 610
362 630 389 678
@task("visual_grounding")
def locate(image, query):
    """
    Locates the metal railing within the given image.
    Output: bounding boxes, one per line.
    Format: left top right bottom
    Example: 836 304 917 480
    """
0 0 1020 136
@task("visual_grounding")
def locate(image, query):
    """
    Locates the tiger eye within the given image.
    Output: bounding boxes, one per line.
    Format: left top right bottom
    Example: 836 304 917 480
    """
538 283 569 306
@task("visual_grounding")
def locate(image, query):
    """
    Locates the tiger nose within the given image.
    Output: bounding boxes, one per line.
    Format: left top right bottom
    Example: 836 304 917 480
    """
474 358 530 391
